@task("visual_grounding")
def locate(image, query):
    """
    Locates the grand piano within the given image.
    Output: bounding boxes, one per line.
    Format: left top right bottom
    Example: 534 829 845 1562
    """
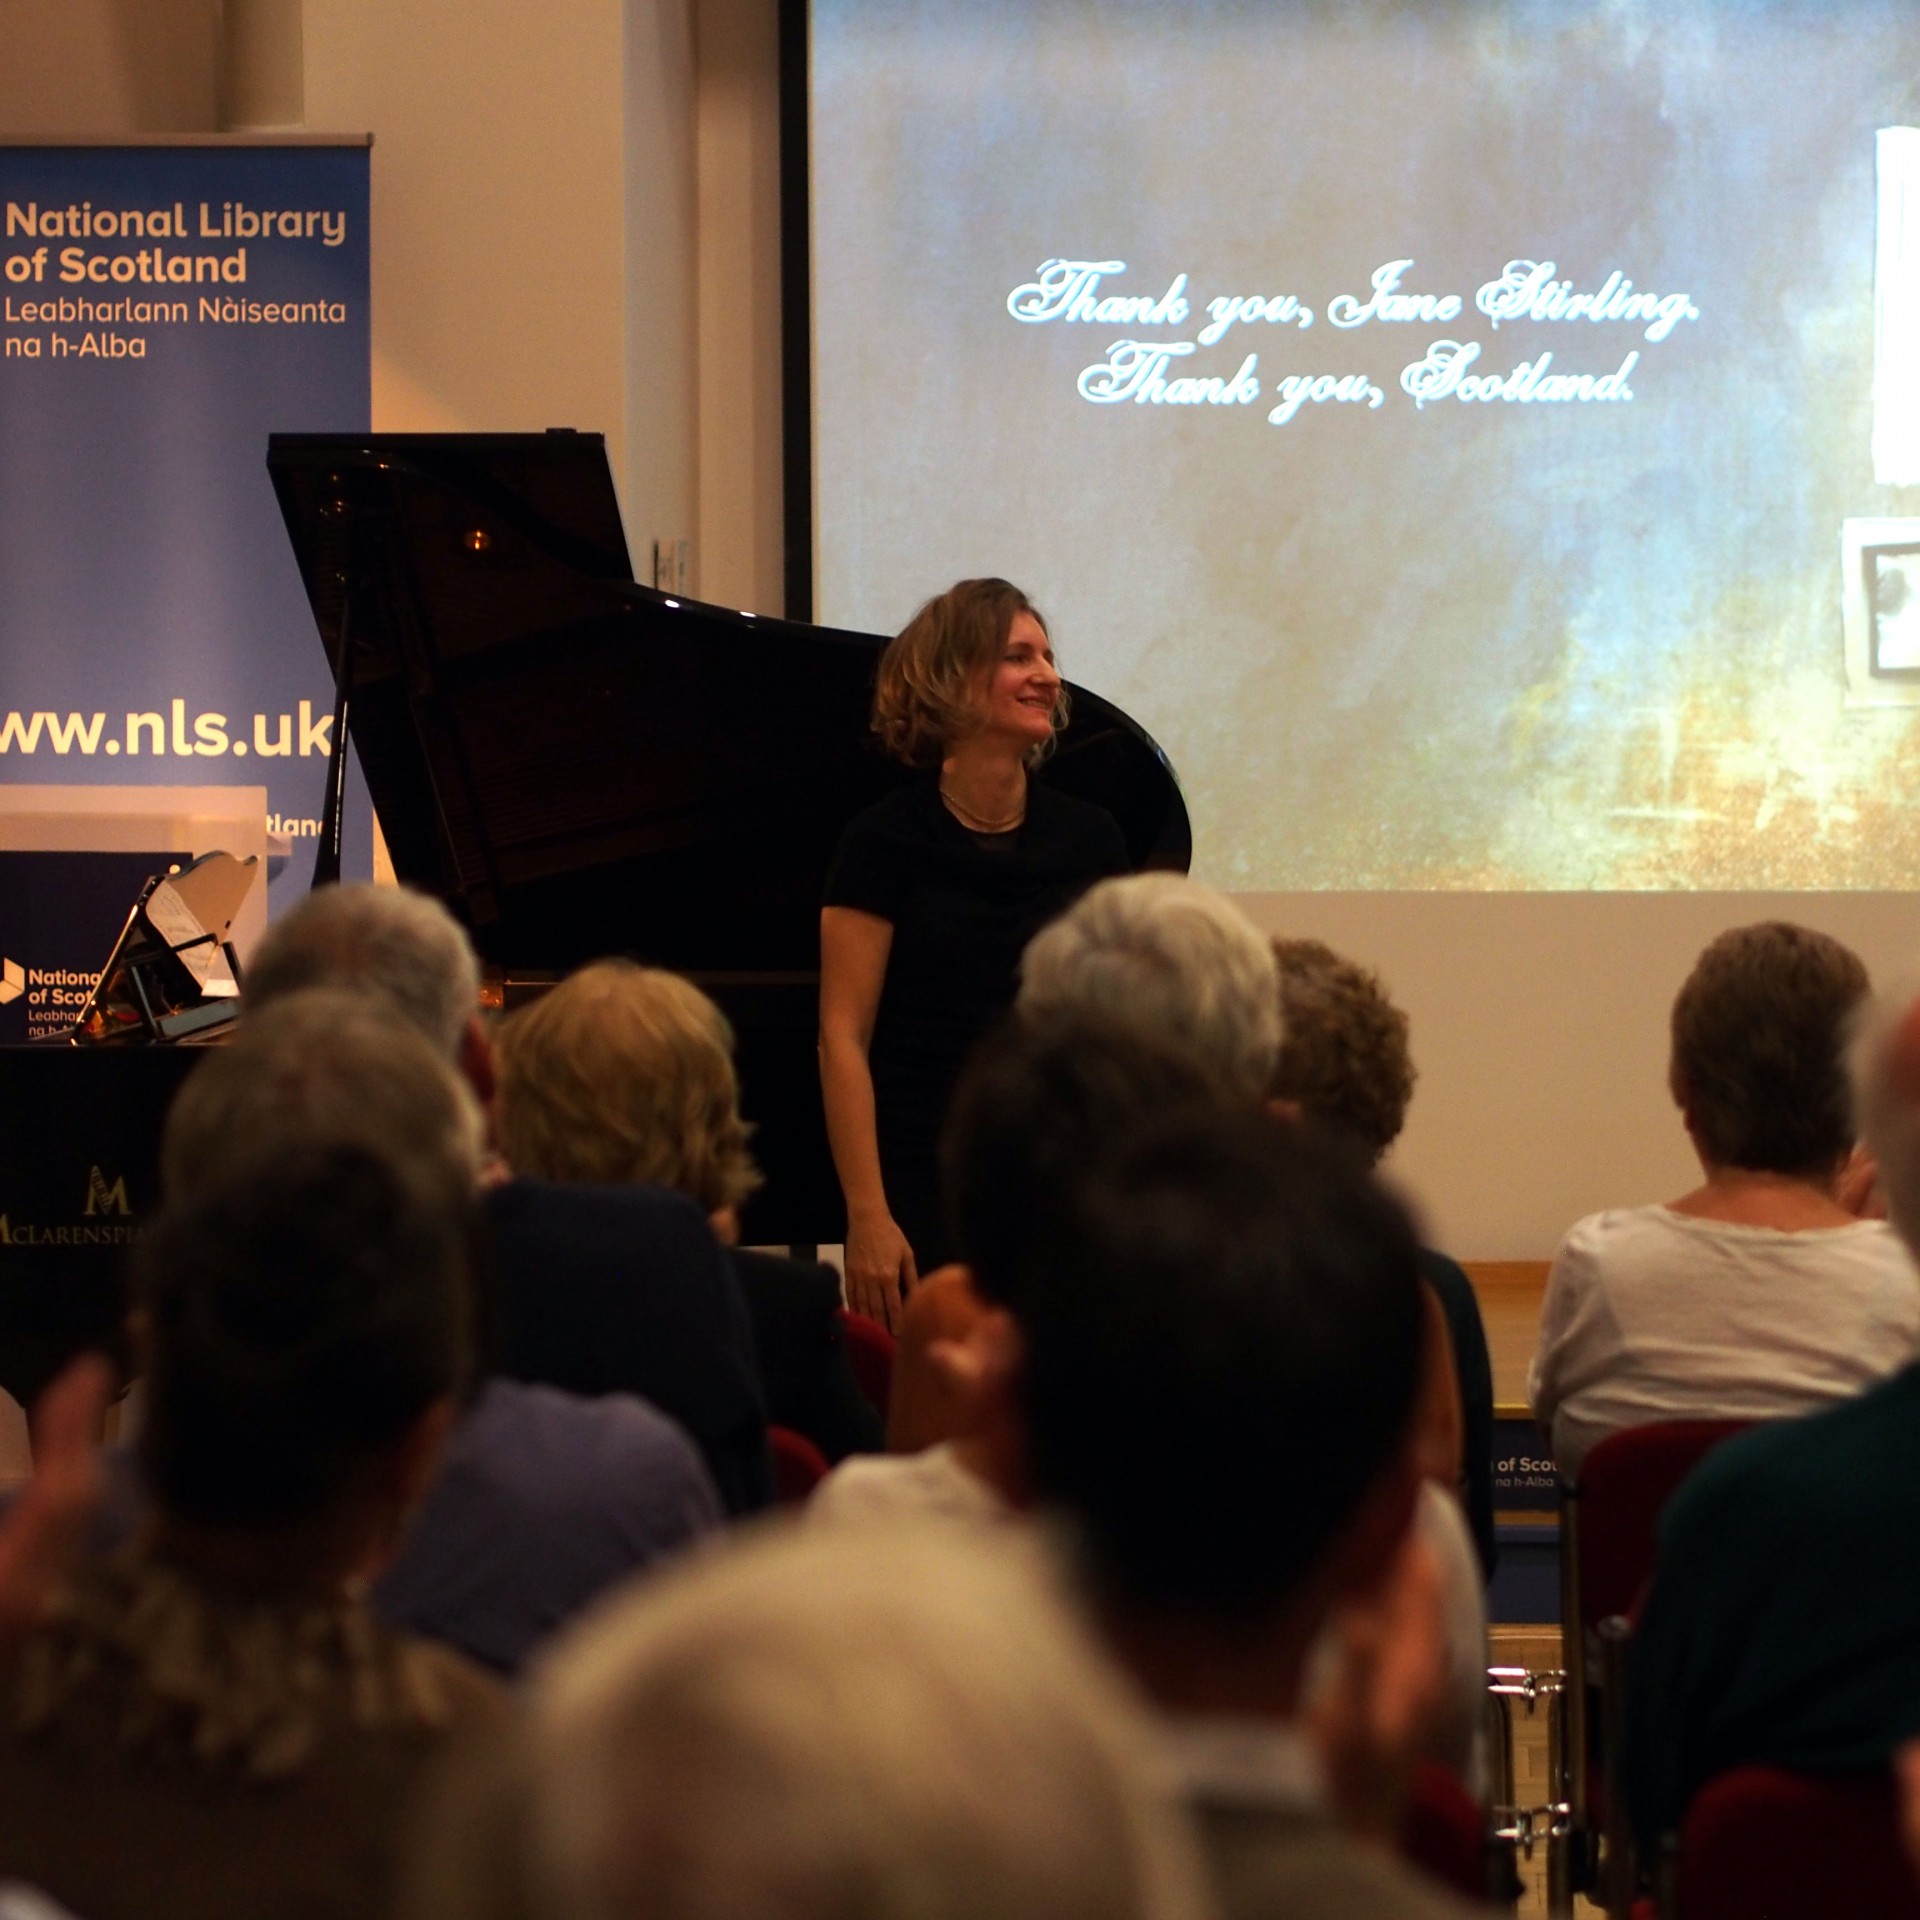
266 429 1190 1242
264 431 1191 1244
0 432 1189 1413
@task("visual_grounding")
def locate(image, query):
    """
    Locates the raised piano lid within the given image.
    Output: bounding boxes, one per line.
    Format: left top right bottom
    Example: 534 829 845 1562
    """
265 431 1191 977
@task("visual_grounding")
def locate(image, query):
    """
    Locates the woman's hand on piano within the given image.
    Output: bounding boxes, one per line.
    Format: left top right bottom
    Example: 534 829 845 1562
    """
845 1212 918 1334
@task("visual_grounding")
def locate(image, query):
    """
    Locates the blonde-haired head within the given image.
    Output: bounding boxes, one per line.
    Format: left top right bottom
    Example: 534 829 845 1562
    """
495 960 761 1213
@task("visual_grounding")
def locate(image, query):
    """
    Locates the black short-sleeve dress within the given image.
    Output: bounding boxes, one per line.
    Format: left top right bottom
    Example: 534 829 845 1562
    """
823 778 1130 1267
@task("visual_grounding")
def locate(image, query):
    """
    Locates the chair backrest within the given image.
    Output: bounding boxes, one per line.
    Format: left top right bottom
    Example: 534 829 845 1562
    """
770 1423 831 1505
1558 1418 1756 1903
837 1308 897 1423
1676 1766 1920 1920
1574 1420 1752 1628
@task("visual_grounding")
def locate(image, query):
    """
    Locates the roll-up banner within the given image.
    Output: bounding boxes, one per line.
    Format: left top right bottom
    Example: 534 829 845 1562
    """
0 138 373 919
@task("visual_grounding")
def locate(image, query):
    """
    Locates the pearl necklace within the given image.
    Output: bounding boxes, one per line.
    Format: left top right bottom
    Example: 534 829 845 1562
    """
940 781 1026 834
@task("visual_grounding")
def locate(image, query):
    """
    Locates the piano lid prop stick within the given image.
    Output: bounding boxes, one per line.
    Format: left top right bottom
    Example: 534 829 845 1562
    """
310 530 356 891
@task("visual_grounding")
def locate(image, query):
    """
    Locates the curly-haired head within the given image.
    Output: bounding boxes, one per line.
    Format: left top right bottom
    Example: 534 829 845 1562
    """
1267 939 1415 1166
871 578 1069 768
1669 922 1869 1178
496 961 762 1214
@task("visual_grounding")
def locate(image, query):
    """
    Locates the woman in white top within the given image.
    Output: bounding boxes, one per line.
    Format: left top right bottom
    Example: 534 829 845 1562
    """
1530 921 1920 1476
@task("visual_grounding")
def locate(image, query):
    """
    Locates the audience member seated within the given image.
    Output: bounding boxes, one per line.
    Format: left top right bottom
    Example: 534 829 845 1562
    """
810 1011 1217 1530
1017 871 1283 1102
244 878 498 1116
166 988 723 1672
493 961 881 1464
1008 1104 1484 1918
1623 986 1920 1861
1269 937 1498 1578
875 872 1281 1392
1529 921 1920 1475
247 885 766 1514
480 1181 768 1515
1015 882 1488 1767
0 1143 503 1920
406 1524 1211 1920
822 1013 1490 1807
869 870 1290 1455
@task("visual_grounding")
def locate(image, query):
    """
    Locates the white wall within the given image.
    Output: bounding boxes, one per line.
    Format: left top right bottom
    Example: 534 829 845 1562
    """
624 0 699 575
0 0 218 134
0 0 688 544
299 0 732 606
302 0 646 511
693 0 784 614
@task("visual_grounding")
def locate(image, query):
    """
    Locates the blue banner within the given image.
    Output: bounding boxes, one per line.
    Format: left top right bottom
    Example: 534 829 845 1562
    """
0 850 173 1045
1492 1415 1560 1511
0 141 371 909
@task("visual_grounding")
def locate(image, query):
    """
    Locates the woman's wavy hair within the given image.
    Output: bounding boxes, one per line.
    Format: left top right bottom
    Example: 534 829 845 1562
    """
495 961 762 1214
871 577 1070 768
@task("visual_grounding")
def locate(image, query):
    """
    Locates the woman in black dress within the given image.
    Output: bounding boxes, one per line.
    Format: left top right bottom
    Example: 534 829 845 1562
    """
820 579 1130 1329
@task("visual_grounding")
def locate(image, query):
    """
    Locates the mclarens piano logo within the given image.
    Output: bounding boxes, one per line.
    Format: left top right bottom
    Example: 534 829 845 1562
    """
0 958 22 1005
84 1166 130 1217
0 1165 139 1248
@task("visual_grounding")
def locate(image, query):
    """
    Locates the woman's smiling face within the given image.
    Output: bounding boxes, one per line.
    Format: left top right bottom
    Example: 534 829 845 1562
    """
975 610 1062 747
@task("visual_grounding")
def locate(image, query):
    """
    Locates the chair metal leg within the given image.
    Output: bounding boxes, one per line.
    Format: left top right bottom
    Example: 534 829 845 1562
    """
1485 1682 1515 1812
1559 1476 1597 1903
1486 1665 1572 1914
1482 1685 1521 1907
1595 1614 1636 1920
1544 1679 1574 1917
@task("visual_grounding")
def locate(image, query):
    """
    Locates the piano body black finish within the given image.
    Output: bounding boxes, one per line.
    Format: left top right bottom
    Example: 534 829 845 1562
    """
267 430 1191 1245
0 1049 194 1406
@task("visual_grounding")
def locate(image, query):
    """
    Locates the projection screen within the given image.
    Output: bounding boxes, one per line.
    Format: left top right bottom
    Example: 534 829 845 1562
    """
808 0 1920 892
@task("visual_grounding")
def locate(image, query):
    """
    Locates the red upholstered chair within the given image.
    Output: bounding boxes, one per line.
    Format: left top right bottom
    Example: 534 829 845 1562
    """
770 1423 831 1505
837 1308 896 1424
1400 1761 1502 1905
1572 1421 1753 1627
1560 1420 1754 1911
1669 1766 1920 1920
